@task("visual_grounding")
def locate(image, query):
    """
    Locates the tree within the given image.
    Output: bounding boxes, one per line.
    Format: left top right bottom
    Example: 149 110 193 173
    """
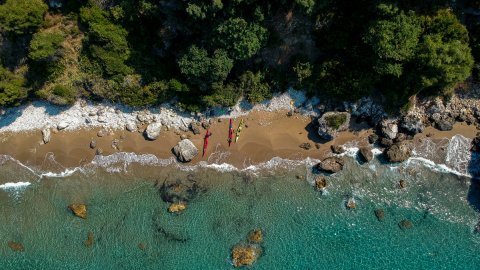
0 66 28 106
80 4 132 77
415 34 474 92
0 0 48 35
364 5 421 77
29 31 65 61
177 45 233 90
237 71 271 103
215 18 267 61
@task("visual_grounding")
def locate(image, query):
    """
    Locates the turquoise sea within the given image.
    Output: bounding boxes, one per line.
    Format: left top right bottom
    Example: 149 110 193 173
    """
0 136 479 269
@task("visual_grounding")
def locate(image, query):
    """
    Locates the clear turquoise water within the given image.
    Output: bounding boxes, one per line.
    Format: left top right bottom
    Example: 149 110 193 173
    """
0 155 479 269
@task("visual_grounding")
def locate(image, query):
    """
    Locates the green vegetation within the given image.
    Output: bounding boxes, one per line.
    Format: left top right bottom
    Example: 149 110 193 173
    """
325 114 347 129
0 0 478 111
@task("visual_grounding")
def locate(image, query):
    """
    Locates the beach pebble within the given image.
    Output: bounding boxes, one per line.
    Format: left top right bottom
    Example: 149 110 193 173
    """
96 148 103 155
125 122 137 132
299 142 311 150
97 116 107 123
145 122 162 140
41 128 51 144
57 121 69 130
90 140 96 149
96 109 105 116
97 130 106 137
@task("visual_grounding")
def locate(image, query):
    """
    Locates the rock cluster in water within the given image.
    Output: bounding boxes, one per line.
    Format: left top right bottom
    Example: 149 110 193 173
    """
317 157 345 173
231 229 264 268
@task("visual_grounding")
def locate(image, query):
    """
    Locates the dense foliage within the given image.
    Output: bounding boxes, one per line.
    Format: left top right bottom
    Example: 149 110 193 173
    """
0 0 478 111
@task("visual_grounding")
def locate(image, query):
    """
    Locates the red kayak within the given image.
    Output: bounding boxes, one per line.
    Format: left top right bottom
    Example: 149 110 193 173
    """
228 119 233 146
203 129 212 157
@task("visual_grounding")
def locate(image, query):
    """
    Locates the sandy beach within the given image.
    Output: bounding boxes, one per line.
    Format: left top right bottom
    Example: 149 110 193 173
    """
0 107 477 172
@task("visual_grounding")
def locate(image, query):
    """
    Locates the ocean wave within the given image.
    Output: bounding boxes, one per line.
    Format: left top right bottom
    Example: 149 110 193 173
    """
0 181 31 190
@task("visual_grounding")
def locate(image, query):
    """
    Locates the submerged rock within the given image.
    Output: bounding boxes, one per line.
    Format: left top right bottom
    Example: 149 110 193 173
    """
358 146 373 162
84 231 94 247
314 176 327 190
374 209 385 221
330 144 345 154
385 142 412 163
247 229 263 244
317 112 351 140
8 241 24 252
231 244 262 268
398 219 413 230
42 128 51 144
168 202 188 213
158 176 203 203
399 179 407 189
172 139 198 162
68 203 87 219
346 198 356 209
145 122 162 140
317 157 345 173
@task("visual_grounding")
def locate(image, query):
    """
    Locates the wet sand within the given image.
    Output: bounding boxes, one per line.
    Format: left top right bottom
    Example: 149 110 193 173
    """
0 110 477 170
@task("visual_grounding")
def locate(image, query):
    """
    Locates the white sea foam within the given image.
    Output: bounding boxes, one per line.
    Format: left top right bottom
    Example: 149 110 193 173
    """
0 182 31 190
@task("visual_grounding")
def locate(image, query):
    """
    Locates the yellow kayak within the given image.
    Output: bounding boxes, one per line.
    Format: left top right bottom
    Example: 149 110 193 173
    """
235 119 244 142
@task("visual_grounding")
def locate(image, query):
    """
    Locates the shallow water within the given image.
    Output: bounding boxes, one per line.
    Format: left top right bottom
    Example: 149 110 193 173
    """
0 146 479 270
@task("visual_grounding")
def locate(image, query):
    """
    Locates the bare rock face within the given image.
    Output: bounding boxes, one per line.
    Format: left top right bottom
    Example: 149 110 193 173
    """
68 204 87 219
358 147 373 162
172 139 198 162
385 142 412 163
317 112 350 140
145 122 162 140
380 119 398 140
42 128 51 144
400 114 424 135
317 157 345 173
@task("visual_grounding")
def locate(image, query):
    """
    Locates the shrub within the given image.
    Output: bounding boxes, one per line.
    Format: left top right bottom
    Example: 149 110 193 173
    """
325 114 347 129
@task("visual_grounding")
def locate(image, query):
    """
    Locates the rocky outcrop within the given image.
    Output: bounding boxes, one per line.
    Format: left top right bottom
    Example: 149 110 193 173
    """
68 203 87 219
317 157 345 173
145 122 162 140
168 202 187 213
472 133 480 152
348 97 387 126
400 114 424 135
172 139 198 162
317 112 350 140
380 119 398 140
358 147 373 162
8 241 24 252
42 128 51 144
231 244 262 268
385 142 412 163
315 176 327 190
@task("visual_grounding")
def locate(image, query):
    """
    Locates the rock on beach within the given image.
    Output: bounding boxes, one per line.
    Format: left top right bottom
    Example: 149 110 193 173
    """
42 128 51 144
145 122 162 140
172 139 198 162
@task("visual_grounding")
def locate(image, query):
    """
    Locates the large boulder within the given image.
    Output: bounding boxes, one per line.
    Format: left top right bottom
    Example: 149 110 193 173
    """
172 139 198 162
125 122 137 132
358 147 373 162
57 121 69 130
145 122 162 140
385 142 412 163
379 119 398 140
400 114 424 135
68 204 87 219
317 157 345 173
42 128 51 144
317 112 350 140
